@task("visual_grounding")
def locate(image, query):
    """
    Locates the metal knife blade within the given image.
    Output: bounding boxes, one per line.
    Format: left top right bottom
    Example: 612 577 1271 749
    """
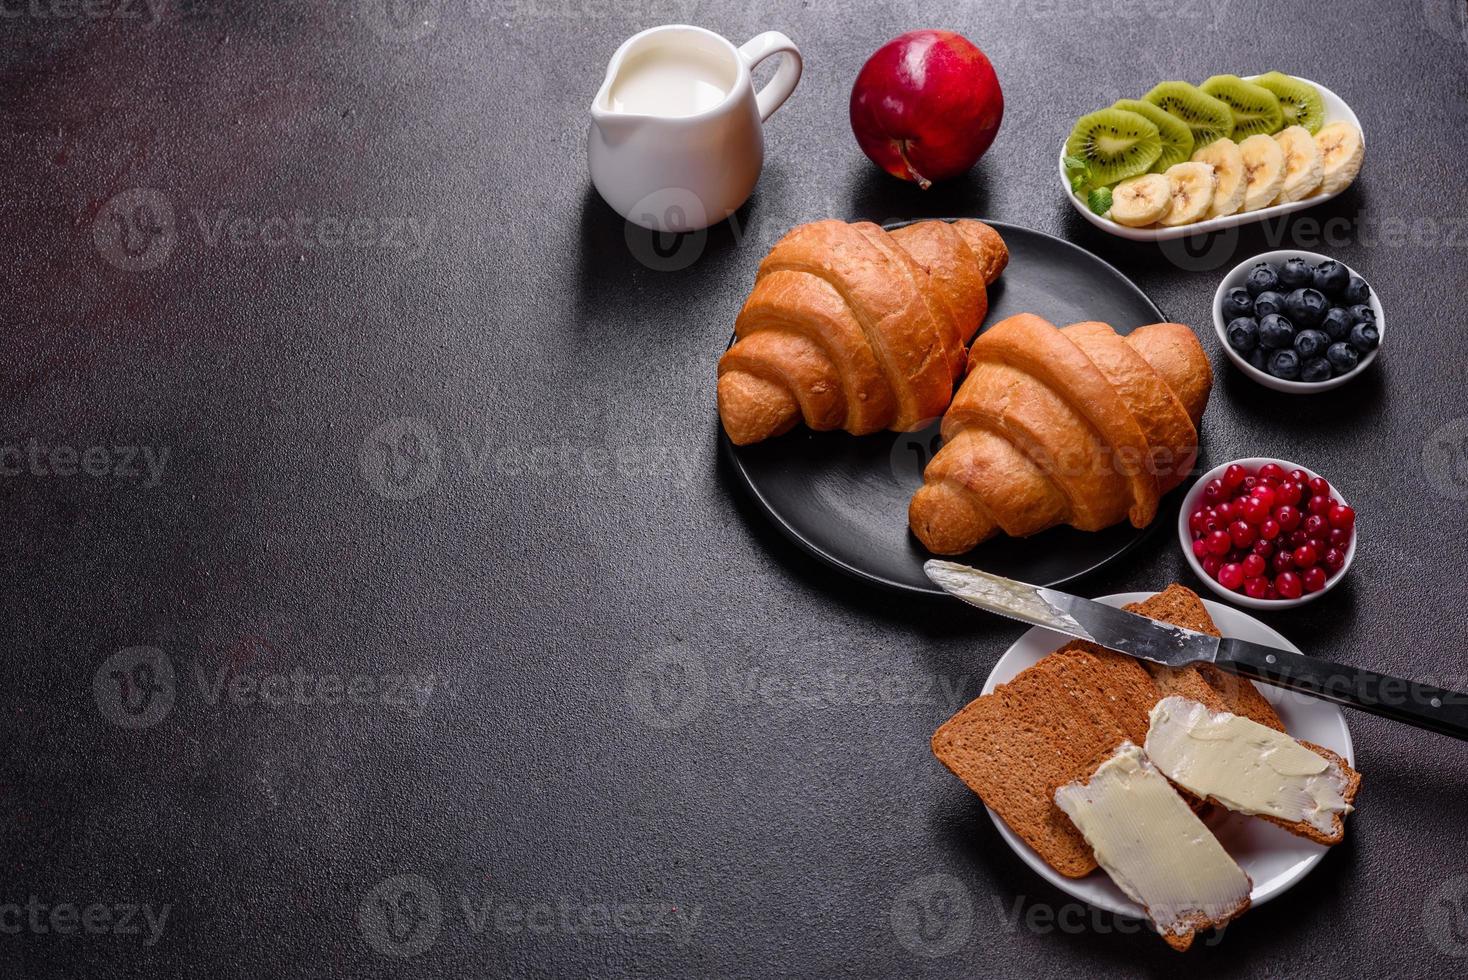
923 560 1221 668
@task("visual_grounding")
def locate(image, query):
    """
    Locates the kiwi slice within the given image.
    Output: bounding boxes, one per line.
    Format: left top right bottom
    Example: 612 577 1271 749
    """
1064 108 1161 189
1143 81 1234 149
1113 98 1194 173
1200 74 1284 139
1253 71 1325 134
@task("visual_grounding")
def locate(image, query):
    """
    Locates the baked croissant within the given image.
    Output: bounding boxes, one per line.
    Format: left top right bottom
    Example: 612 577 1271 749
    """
909 314 1212 555
717 219 1007 446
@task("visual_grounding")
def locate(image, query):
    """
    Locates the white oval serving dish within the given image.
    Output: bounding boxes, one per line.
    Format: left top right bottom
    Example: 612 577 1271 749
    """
1058 76 1363 242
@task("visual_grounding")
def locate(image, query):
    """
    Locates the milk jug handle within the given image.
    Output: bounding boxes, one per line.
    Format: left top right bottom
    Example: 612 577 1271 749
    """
737 33 802 123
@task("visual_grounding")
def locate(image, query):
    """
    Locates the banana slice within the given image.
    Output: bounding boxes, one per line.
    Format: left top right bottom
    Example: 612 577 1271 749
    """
1314 122 1364 196
1238 134 1286 212
1272 125 1324 203
1158 161 1216 226
1110 173 1173 227
1191 138 1246 217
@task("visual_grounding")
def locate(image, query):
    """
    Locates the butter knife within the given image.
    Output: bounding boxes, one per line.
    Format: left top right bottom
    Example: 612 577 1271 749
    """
925 560 1468 741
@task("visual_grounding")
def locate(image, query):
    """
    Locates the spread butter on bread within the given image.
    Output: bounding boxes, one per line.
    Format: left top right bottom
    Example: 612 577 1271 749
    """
1055 742 1252 952
1145 696 1360 846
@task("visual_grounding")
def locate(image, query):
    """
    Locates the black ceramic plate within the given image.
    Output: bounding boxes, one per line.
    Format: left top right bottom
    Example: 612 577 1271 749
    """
721 219 1175 595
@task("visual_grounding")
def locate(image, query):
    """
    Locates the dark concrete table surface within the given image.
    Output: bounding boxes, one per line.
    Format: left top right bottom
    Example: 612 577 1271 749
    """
5 2 1468 977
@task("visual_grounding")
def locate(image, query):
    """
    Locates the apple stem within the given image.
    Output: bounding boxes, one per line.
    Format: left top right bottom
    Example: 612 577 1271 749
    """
896 141 932 191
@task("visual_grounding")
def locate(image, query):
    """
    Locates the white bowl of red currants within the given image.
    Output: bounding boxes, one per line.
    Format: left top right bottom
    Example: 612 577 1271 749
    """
1213 250 1383 392
1178 458 1356 609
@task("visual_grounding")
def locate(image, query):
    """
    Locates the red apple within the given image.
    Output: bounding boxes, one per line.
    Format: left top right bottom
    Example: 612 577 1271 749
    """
849 30 1003 189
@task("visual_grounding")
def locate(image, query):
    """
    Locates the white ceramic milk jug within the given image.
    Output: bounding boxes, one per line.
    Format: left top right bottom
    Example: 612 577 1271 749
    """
588 25 802 233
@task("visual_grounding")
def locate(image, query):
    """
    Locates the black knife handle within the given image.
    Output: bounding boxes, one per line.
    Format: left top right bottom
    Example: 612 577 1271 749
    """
1217 637 1468 741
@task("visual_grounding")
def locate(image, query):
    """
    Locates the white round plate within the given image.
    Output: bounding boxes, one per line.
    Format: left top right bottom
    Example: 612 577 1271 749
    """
981 592 1354 921
1058 76 1363 241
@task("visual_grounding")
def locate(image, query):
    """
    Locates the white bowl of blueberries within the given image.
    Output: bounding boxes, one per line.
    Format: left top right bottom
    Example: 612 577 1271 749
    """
1212 250 1383 392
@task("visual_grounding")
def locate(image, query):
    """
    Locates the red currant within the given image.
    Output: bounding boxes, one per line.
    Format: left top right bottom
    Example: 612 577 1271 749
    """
1218 562 1245 590
1260 518 1281 540
1221 464 1246 491
1243 553 1266 578
1302 567 1328 593
1307 494 1332 516
1229 520 1256 548
1241 495 1271 524
1275 572 1303 599
1258 462 1286 484
1244 576 1270 599
1328 504 1356 530
1294 543 1319 568
1275 505 1302 532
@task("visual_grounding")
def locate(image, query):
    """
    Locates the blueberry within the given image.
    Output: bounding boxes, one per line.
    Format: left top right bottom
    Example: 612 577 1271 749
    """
1349 322 1380 352
1342 275 1371 306
1300 357 1333 383
1268 348 1301 380
1253 291 1286 318
1321 307 1353 341
1245 263 1280 297
1221 286 1254 321
1279 257 1314 290
1258 313 1296 350
1348 303 1376 325
1326 341 1360 375
1283 288 1328 328
1226 317 1259 353
1294 328 1329 359
1312 260 1349 296
1247 346 1270 372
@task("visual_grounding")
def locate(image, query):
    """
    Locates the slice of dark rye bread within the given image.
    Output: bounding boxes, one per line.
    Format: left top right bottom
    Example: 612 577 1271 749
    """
1122 585 1286 732
931 585 1297 878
